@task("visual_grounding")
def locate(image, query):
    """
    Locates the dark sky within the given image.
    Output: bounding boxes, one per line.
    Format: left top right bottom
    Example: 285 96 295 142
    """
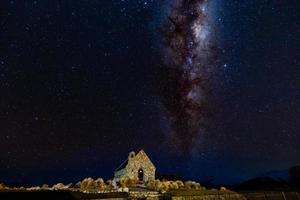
0 0 299 185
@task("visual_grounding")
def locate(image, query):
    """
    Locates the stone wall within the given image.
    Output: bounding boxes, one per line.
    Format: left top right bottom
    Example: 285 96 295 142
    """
171 194 246 200
114 150 156 182
126 150 156 182
129 191 161 200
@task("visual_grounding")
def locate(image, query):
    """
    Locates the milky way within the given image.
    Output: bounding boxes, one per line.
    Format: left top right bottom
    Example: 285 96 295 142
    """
160 0 217 153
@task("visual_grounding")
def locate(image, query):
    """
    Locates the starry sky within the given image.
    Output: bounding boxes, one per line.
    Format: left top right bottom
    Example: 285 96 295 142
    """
0 0 299 185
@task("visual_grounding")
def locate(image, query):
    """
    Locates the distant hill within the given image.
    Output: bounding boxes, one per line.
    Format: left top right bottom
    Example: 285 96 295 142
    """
259 169 289 181
233 166 300 191
290 166 300 189
235 177 290 191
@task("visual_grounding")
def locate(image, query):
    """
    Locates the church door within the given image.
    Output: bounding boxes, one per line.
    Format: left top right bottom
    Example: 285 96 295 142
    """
138 168 144 181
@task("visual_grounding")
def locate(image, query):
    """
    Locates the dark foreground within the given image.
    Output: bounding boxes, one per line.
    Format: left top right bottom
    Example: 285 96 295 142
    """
1 190 300 200
0 190 129 200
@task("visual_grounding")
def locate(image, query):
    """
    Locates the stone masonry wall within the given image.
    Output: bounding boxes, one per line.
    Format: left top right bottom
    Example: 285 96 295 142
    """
172 194 246 200
126 150 156 182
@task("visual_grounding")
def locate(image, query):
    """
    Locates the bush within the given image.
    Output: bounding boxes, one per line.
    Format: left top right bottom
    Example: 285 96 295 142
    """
146 180 189 192
80 177 107 191
41 184 49 190
28 186 41 190
184 181 202 190
176 180 184 188
147 179 203 192
106 179 114 189
119 176 138 188
169 181 179 189
81 178 95 190
0 183 8 190
160 181 170 192
52 183 71 190
146 180 156 190
95 178 106 190
220 186 227 191
147 179 206 193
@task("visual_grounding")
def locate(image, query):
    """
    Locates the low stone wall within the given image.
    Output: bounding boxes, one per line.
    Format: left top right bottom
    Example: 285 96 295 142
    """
129 191 161 200
171 194 246 200
170 192 300 200
242 192 300 200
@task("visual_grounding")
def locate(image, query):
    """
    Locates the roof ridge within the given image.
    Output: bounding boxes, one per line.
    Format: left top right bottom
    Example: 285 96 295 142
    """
115 158 128 171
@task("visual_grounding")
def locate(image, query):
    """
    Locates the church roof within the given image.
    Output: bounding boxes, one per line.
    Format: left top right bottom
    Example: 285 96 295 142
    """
115 159 128 171
114 149 155 172
136 150 156 169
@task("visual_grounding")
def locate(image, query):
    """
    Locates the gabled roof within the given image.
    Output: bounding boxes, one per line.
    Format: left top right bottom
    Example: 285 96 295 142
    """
115 159 128 172
114 149 155 172
135 150 156 169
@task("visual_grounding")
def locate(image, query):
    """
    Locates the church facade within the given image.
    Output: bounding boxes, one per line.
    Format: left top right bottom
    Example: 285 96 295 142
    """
114 150 156 182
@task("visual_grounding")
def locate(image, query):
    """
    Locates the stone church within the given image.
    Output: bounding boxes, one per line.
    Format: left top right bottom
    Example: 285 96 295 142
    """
114 150 156 182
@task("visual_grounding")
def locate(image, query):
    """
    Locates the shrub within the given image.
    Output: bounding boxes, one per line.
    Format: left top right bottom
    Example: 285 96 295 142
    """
28 186 41 190
0 183 7 190
169 181 179 189
80 177 107 191
176 180 184 188
95 178 106 190
42 184 49 190
106 179 114 189
147 179 204 192
220 186 227 191
160 181 170 192
119 176 138 188
184 181 201 190
146 180 182 192
146 180 157 190
52 183 71 190
80 177 92 190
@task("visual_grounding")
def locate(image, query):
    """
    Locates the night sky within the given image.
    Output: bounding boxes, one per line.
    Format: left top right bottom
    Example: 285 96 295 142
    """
0 0 299 185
